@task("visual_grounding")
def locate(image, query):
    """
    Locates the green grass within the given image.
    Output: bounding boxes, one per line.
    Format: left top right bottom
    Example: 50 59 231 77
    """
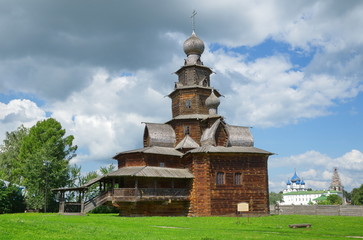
0 214 362 240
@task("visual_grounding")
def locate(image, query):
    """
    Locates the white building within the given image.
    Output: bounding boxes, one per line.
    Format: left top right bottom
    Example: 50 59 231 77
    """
280 169 343 205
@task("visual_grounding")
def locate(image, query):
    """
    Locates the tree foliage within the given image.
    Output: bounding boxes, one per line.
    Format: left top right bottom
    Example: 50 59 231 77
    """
327 194 343 205
0 125 28 184
19 118 77 211
351 184 363 205
0 180 26 213
0 118 77 212
269 192 283 205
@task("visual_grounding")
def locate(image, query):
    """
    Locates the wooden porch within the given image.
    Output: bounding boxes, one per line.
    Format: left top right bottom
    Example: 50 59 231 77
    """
57 187 190 214
53 166 193 214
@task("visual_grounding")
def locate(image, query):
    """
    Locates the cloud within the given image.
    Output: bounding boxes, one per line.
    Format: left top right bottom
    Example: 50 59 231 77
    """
49 68 173 167
0 99 46 142
204 48 362 127
270 149 363 191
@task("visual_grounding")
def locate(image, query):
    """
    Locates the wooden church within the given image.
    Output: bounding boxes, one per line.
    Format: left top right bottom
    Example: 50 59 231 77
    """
55 30 272 216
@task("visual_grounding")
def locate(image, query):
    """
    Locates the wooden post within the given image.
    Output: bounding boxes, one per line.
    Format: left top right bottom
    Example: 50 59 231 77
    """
135 178 138 197
59 191 65 213
81 190 85 213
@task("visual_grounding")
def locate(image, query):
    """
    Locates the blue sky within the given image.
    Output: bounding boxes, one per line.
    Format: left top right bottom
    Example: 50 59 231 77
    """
0 0 362 192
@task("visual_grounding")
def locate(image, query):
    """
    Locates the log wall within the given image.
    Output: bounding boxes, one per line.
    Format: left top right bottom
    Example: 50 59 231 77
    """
189 153 269 216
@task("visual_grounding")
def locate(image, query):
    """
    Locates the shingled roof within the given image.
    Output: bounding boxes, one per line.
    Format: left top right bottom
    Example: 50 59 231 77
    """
143 123 176 147
187 145 273 155
107 166 194 178
113 146 183 158
175 135 200 149
226 125 254 147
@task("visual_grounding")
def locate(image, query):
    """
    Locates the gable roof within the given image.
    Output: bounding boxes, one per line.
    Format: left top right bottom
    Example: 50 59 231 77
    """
175 135 200 149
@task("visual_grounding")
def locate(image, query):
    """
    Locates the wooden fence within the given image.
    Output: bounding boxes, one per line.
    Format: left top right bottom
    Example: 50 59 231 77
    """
270 205 363 216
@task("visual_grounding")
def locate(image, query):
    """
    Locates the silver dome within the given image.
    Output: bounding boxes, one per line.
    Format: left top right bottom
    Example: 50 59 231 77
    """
183 31 205 56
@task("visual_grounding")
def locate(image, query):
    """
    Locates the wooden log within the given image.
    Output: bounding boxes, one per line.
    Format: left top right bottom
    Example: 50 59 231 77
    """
288 224 312 229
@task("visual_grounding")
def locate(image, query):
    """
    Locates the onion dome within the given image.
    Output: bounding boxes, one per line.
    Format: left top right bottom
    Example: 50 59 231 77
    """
287 179 291 185
183 31 205 65
291 170 300 183
183 31 205 56
301 179 305 185
205 89 220 115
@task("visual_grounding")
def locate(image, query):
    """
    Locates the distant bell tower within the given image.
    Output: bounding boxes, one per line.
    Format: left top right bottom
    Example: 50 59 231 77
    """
330 167 343 191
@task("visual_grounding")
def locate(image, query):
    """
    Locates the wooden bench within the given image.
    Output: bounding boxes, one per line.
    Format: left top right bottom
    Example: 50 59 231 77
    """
289 224 312 229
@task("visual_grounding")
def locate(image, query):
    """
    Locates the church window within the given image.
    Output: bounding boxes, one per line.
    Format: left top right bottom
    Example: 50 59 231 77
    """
234 172 242 185
185 100 192 109
216 172 225 185
184 126 190 135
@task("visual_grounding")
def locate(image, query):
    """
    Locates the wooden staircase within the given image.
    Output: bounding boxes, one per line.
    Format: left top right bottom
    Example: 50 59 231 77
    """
83 191 112 213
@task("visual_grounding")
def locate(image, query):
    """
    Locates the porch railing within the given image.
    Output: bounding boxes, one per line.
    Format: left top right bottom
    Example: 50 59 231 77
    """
113 188 189 198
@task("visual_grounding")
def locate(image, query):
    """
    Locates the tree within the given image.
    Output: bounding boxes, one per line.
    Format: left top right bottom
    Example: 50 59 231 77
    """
99 164 116 175
269 192 283 205
351 184 363 205
0 180 26 213
0 125 28 184
19 118 77 211
326 194 343 205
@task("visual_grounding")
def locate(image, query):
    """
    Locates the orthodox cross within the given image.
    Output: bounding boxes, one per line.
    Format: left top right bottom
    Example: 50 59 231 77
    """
191 10 197 32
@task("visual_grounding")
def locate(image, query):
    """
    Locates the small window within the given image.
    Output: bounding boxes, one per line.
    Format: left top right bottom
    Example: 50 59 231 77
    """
159 162 165 167
185 100 192 109
234 173 242 185
184 126 190 135
216 172 225 185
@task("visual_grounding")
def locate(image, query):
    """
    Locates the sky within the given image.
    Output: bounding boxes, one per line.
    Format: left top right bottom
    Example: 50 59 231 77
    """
0 0 362 193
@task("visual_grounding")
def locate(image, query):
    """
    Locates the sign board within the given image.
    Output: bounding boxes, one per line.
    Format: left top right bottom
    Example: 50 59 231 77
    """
237 202 249 212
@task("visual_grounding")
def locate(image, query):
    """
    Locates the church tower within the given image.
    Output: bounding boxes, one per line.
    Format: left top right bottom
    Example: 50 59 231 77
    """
168 31 224 147
330 167 343 191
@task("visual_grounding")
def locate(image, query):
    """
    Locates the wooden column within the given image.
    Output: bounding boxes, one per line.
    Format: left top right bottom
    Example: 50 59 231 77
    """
59 191 65 213
135 178 138 197
81 190 85 213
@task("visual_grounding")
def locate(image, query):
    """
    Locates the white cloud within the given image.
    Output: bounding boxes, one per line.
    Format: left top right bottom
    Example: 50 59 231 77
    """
48 68 173 168
203 48 362 127
335 149 363 171
0 99 46 142
270 149 363 192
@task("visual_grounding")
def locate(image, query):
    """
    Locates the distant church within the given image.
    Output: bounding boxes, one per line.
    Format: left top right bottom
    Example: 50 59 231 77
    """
55 30 272 216
280 168 343 205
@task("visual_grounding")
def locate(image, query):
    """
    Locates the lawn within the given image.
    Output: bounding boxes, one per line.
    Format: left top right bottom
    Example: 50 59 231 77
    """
0 214 362 240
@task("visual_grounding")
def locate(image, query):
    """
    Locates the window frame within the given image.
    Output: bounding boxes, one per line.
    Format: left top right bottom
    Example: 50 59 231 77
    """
234 172 242 185
185 99 192 109
216 172 225 185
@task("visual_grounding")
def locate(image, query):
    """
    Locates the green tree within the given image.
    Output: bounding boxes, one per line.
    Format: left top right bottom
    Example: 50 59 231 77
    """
0 125 28 184
269 192 283 205
0 180 26 213
351 184 363 205
19 118 77 211
327 194 343 205
343 189 351 202
99 164 116 175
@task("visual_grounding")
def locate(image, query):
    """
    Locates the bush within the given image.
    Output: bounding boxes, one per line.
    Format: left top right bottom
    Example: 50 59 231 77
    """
0 180 26 213
89 205 119 214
